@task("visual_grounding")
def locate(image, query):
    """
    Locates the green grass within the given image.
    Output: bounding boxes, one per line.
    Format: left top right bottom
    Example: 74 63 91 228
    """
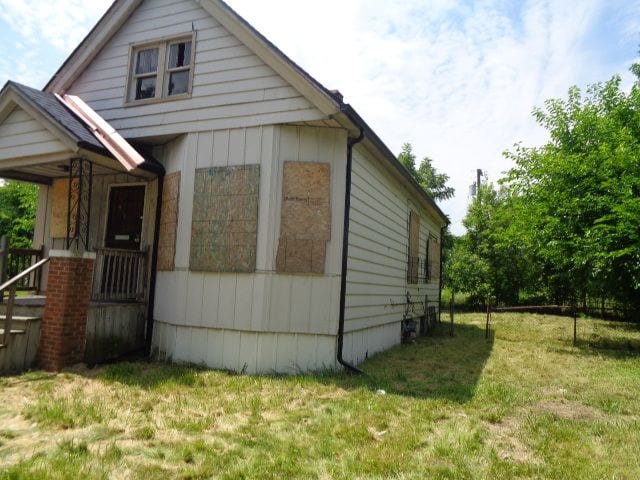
1 313 640 478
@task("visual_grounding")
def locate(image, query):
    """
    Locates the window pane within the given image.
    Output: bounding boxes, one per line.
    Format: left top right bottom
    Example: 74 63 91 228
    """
135 48 159 74
168 42 192 68
135 76 156 99
168 71 189 96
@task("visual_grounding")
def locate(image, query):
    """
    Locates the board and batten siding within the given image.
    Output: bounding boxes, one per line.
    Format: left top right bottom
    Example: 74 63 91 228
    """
151 125 347 373
66 0 325 140
0 107 67 163
343 144 442 365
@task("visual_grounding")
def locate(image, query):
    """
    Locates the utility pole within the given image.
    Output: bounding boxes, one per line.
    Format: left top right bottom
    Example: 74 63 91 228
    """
477 168 482 191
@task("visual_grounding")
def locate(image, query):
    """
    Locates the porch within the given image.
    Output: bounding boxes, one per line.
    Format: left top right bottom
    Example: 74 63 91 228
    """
0 81 164 374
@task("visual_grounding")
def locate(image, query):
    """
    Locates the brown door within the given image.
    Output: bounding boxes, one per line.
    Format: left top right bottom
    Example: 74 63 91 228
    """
105 185 145 250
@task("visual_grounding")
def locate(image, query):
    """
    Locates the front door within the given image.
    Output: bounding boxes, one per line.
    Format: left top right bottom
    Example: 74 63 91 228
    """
105 185 145 250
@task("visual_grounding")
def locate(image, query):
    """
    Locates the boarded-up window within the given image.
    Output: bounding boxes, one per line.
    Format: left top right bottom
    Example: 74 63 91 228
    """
190 165 259 272
157 172 180 271
51 178 78 238
407 210 420 284
427 234 440 282
276 162 331 274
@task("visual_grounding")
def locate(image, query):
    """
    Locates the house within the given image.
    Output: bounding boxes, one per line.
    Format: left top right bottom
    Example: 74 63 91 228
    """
0 0 448 374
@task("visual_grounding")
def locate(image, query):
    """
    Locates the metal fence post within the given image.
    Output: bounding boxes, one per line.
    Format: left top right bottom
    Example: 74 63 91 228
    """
0 236 7 303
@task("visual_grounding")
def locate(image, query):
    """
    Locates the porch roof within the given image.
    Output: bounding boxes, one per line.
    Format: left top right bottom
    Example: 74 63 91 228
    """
0 81 163 184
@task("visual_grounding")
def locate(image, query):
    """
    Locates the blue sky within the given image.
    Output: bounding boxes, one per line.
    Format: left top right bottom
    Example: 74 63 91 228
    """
0 0 638 234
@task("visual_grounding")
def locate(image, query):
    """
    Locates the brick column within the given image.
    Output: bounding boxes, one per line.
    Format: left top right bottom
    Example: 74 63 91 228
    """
38 250 96 371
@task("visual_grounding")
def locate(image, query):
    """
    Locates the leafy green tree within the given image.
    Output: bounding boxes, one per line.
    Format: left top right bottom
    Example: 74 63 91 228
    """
0 181 38 248
504 72 640 309
398 143 455 201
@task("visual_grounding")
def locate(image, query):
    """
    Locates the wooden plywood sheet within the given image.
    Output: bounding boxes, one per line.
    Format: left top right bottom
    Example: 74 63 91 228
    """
408 211 420 284
51 178 78 239
276 162 331 274
190 165 259 272
157 172 180 271
428 234 440 281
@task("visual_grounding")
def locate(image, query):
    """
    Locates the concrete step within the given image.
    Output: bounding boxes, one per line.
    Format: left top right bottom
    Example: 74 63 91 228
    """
0 297 45 318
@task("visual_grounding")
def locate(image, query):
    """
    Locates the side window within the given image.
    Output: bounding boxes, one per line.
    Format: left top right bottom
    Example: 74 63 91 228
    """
166 41 192 96
133 47 159 100
127 36 194 103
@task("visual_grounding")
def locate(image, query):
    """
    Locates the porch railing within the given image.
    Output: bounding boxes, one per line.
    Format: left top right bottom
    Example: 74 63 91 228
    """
0 257 49 347
92 247 147 302
0 237 44 301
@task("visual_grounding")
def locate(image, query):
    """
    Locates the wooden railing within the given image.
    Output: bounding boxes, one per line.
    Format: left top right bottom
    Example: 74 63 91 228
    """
92 247 147 302
0 237 44 299
0 257 49 347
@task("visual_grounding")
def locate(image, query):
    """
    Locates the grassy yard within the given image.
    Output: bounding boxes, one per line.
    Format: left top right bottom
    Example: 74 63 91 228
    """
1 313 640 479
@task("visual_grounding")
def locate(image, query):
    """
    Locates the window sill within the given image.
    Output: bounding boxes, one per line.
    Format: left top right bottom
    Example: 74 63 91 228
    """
123 92 192 107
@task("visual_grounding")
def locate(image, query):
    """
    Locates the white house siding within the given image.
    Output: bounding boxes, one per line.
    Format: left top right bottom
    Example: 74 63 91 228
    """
66 0 325 140
151 125 347 373
0 107 67 163
343 144 442 365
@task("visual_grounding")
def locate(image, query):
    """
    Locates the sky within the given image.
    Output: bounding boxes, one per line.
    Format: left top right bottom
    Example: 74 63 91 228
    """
0 0 638 234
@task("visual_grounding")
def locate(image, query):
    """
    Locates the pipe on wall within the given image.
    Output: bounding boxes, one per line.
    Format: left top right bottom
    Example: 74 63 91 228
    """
336 127 365 374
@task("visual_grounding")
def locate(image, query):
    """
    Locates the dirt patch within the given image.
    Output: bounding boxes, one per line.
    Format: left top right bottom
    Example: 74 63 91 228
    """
485 416 541 464
533 399 602 421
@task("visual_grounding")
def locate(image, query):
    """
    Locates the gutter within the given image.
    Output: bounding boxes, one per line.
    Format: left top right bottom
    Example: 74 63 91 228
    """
145 173 164 356
336 126 365 374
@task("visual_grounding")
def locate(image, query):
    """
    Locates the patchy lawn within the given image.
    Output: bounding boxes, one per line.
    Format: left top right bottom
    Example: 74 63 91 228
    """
1 313 640 479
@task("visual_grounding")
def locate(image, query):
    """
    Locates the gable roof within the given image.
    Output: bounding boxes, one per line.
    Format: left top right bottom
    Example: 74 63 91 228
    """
45 0 448 225
0 81 163 176
6 82 104 152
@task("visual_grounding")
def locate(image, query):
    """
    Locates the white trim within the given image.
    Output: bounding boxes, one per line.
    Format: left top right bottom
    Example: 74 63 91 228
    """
124 32 196 105
49 249 96 259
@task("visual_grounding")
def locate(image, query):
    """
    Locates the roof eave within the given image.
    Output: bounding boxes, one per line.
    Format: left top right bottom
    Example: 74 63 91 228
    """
337 103 449 226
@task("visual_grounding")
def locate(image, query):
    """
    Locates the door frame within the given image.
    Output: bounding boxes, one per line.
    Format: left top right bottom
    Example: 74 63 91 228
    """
102 182 148 250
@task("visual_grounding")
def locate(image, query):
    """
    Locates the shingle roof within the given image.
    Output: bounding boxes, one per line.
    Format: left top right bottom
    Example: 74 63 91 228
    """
7 81 104 151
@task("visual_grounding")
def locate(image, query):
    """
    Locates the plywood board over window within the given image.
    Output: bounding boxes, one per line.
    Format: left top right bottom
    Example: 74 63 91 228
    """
51 178 78 239
157 172 180 271
276 162 331 274
428 233 440 281
190 165 260 272
407 210 420 284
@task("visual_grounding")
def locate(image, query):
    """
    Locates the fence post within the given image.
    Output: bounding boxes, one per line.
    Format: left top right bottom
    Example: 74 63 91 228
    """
485 296 491 340
0 236 6 303
573 306 577 346
449 292 454 336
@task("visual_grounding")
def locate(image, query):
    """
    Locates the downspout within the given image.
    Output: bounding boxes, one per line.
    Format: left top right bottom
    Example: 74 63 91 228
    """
145 173 164 356
337 127 365 374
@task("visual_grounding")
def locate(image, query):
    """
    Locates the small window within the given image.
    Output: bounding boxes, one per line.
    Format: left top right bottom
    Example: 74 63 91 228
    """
127 35 195 103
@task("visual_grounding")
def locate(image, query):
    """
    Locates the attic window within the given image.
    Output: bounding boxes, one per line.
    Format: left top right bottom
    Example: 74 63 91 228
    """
127 35 195 103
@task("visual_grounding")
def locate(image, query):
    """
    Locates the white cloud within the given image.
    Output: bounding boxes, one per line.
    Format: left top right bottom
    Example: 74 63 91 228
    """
0 0 111 51
227 0 637 234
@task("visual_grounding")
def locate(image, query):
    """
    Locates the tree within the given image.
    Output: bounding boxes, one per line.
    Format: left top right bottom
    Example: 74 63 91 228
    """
503 72 640 310
398 143 455 201
0 181 38 248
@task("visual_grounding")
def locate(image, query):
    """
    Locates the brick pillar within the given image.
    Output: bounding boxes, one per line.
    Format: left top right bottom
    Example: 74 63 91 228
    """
38 250 95 371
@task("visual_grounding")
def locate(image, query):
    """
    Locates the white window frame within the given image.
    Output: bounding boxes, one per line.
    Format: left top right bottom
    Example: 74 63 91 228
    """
125 33 196 105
